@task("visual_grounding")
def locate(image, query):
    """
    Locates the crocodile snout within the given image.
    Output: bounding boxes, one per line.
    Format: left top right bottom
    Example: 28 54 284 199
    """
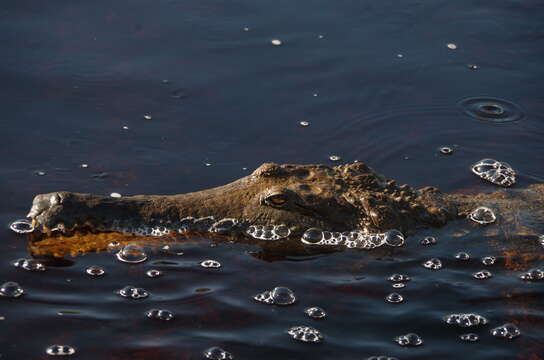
27 192 69 229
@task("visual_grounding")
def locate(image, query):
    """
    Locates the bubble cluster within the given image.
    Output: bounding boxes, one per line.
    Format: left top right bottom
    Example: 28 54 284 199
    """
471 159 516 187
305 306 326 319
473 270 492 280
177 216 216 233
287 326 323 343
539 234 544 247
455 252 470 260
86 266 105 276
116 285 149 299
200 260 221 268
423 258 443 270
395 333 423 346
519 267 544 281
445 313 488 327
301 228 404 249
468 207 496 225
481 256 496 266
9 219 34 234
460 333 479 342
246 224 291 240
387 274 411 283
329 155 341 161
254 286 296 305
367 357 398 360
0 282 24 298
203 346 233 360
491 323 521 339
45 345 76 356
13 258 45 272
116 244 148 264
420 236 437 245
146 269 163 278
146 309 174 321
385 292 404 304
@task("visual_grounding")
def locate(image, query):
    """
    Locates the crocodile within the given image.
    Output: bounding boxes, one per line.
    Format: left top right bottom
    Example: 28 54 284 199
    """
24 162 544 257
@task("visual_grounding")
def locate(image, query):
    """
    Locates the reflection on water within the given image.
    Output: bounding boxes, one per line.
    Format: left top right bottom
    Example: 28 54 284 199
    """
1 0 544 359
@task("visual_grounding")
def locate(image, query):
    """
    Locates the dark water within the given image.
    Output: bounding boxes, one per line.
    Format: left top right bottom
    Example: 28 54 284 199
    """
1 0 544 359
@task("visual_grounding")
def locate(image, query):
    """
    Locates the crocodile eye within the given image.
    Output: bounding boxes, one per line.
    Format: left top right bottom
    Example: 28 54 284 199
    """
265 194 289 207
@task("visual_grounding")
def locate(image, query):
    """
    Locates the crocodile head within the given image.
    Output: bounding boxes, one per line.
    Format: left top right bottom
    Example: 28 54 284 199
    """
26 162 454 240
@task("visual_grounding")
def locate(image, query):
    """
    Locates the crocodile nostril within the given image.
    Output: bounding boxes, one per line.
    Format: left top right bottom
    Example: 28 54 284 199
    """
50 193 62 206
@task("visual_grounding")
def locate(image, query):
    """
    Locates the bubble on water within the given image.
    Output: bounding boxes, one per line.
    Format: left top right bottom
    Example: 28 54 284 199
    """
387 274 411 282
460 333 479 342
471 158 516 187
491 323 521 339
467 64 479 70
482 256 496 266
385 292 404 304
445 313 488 327
160 244 184 256
420 236 437 245
460 98 524 123
200 260 221 268
395 333 423 346
271 39 282 46
468 206 496 225
117 285 149 299
439 146 453 155
384 230 405 247
0 282 24 298
455 252 470 260
367 357 399 360
287 326 323 343
272 286 296 305
143 114 152 120
447 43 457 49
392 283 405 289
45 345 76 356
203 346 233 360
86 266 105 276
9 219 34 234
473 270 492 279
254 286 296 306
146 308 174 321
305 306 326 319
13 258 45 272
423 258 443 270
110 192 122 198
116 244 148 264
299 121 310 127
146 269 163 278
329 155 341 161
301 228 324 244
519 267 544 281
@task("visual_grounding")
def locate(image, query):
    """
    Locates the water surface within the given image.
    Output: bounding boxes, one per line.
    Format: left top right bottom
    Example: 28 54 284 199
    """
1 0 543 359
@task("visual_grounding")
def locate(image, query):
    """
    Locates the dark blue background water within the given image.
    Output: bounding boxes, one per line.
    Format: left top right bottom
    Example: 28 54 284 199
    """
1 1 543 359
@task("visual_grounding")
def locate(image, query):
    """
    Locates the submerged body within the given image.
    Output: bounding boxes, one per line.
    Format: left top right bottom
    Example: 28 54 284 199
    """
25 162 544 256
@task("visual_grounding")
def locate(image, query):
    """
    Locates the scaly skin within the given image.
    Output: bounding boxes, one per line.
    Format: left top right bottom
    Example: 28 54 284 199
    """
25 162 544 257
